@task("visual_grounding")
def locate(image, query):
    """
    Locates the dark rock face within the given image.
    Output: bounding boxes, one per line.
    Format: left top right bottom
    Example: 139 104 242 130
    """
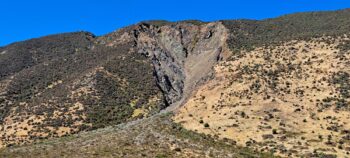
104 22 230 108
134 23 187 105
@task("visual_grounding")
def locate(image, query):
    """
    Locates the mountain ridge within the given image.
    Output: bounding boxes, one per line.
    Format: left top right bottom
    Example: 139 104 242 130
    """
0 8 350 157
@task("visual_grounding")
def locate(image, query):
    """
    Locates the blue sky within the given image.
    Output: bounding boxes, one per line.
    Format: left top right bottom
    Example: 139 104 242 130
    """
1 0 350 46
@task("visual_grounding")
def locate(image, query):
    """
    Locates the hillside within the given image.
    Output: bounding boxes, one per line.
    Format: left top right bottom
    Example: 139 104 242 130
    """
174 36 350 157
0 32 166 147
0 113 274 158
1 8 350 158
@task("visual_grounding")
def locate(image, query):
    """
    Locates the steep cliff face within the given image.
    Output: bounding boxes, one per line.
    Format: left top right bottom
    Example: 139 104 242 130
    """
103 21 231 108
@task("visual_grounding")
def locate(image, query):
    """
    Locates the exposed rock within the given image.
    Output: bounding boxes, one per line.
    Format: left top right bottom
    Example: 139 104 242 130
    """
103 21 230 108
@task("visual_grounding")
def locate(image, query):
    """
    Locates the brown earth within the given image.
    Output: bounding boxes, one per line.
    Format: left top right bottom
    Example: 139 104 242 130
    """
174 36 350 157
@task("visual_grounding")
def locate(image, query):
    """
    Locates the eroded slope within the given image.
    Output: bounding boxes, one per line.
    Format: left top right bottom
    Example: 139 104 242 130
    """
103 21 230 107
174 36 350 157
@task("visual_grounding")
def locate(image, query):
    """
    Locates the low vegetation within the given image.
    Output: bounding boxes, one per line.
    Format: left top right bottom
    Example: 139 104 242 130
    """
0 32 165 147
174 36 350 157
222 9 350 52
1 8 350 158
0 113 275 158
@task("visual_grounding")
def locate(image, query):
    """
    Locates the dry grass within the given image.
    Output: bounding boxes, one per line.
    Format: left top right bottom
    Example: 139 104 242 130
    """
174 36 350 157
0 113 275 158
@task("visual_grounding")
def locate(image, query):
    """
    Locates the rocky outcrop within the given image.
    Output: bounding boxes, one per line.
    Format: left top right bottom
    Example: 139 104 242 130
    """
104 21 231 109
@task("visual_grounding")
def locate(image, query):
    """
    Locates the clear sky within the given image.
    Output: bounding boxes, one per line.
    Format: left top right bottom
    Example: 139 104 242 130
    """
1 0 350 46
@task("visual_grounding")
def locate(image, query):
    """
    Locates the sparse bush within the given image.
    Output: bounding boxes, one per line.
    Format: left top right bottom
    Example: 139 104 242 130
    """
272 129 277 134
